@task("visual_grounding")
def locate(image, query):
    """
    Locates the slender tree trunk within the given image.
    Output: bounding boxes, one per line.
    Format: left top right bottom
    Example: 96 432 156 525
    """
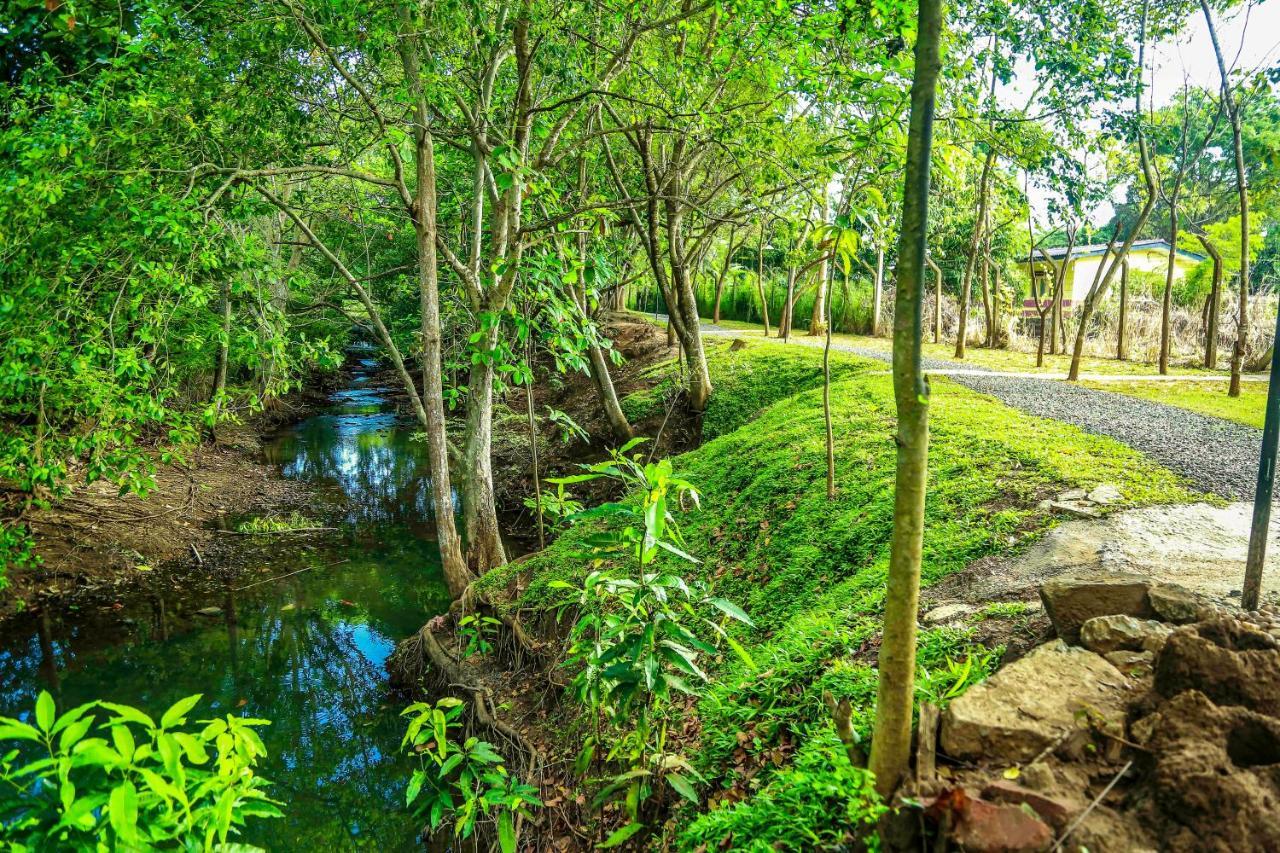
524 322 544 550
810 200 830 336
1117 259 1129 360
1201 0 1249 398
869 0 942 799
756 220 771 335
872 247 885 337
1159 184 1182 375
211 278 232 439
979 245 992 347
713 224 736 325
781 265 797 341
955 151 994 359
824 269 841 500
1198 234 1223 368
398 14 473 596
928 256 943 343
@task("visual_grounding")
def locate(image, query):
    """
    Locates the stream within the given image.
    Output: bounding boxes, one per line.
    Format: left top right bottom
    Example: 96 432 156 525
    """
0 353 455 849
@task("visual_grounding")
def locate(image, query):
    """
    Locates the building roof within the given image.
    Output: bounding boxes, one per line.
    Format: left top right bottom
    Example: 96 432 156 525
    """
1025 238 1206 265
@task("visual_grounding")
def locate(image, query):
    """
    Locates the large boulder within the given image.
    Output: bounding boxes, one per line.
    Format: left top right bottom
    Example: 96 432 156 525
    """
1155 617 1280 716
1039 572 1154 643
941 641 1131 763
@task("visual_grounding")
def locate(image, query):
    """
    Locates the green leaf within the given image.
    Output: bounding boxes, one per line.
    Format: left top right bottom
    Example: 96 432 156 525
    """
35 691 55 733
666 772 699 804
709 597 754 626
406 770 425 805
498 811 517 853
160 694 202 729
108 780 138 845
599 821 644 848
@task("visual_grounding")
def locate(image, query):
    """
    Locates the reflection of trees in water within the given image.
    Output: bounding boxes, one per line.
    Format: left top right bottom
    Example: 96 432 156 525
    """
266 414 458 529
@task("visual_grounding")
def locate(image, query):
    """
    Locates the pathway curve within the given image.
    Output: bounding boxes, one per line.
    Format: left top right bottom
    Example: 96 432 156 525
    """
698 323 1266 500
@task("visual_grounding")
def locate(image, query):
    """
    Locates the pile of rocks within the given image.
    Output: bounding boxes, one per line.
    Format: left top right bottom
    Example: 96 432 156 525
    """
911 571 1280 852
1037 483 1123 519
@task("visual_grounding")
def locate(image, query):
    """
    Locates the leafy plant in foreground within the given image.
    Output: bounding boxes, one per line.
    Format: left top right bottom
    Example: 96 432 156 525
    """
0 691 279 850
549 441 754 845
457 613 503 659
401 698 541 852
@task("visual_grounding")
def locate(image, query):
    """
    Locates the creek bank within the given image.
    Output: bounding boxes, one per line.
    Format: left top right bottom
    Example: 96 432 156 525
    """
0 373 343 624
907 572 1280 852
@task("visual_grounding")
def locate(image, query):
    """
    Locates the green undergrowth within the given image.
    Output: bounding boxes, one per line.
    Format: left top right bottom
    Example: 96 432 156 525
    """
476 339 1199 849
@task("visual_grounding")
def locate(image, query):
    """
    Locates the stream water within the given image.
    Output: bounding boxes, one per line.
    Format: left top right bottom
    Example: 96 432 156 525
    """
0 353 454 849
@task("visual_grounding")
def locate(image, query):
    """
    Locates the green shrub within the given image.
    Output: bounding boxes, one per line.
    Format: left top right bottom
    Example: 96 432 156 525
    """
0 692 279 850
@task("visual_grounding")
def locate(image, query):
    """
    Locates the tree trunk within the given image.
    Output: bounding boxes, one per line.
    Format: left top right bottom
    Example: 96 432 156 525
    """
781 265 797 341
1117 259 1129 360
211 278 232 439
955 151 994 359
824 269 842 500
1198 233 1222 368
810 200 830 336
756 220 771 335
462 341 508 574
1159 184 1182 375
398 14 474 597
872 247 885 337
1200 0 1249 398
979 245 992 347
869 0 942 799
927 256 943 343
712 224 737 325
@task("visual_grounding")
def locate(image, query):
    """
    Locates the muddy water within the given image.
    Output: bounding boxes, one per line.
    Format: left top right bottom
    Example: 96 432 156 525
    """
0 355 453 849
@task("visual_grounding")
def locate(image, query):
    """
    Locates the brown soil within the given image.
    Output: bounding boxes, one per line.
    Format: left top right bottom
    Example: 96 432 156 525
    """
1 384 337 624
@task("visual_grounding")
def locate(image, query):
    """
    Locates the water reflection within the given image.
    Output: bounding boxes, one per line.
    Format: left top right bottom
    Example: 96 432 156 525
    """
0 355 451 850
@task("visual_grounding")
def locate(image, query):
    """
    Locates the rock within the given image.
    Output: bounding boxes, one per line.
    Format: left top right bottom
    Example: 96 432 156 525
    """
1058 488 1088 502
1086 484 1122 505
1039 572 1155 643
1148 583 1213 624
1104 649 1155 675
941 641 1129 763
923 603 976 626
951 797 1054 853
195 606 223 617
1080 615 1172 654
728 338 747 351
1155 617 1280 716
1048 500 1101 519
981 780 1077 831
1037 499 1053 511
1019 762 1056 792
1143 690 1280 851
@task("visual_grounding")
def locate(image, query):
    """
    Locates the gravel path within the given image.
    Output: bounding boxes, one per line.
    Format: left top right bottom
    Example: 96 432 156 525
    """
700 325 1265 500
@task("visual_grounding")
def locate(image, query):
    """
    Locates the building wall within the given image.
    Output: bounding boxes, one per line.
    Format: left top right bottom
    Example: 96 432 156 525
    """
1067 249 1199 304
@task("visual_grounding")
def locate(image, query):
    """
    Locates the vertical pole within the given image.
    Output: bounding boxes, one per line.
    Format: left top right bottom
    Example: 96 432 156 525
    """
1243 305 1280 609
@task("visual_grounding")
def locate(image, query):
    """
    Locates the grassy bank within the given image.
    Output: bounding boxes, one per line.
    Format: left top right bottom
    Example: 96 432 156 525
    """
476 338 1199 849
1082 378 1268 428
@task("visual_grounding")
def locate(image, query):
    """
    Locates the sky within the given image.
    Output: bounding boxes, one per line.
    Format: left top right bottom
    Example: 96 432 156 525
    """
1024 0 1280 228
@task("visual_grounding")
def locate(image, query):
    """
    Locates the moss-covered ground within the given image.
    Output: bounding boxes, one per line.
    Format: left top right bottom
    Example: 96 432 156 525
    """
477 338 1200 850
1082 378 1268 428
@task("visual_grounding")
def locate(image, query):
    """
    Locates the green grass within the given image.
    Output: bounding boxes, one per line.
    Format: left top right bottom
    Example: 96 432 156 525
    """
1082 379 1268 428
476 339 1199 849
693 315 1229 378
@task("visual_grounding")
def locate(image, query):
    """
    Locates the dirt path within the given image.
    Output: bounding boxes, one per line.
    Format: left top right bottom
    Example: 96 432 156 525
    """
697 323 1267 500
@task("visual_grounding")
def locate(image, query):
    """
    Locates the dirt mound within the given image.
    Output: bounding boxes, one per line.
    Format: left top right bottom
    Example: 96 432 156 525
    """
1138 690 1280 851
1155 617 1280 714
